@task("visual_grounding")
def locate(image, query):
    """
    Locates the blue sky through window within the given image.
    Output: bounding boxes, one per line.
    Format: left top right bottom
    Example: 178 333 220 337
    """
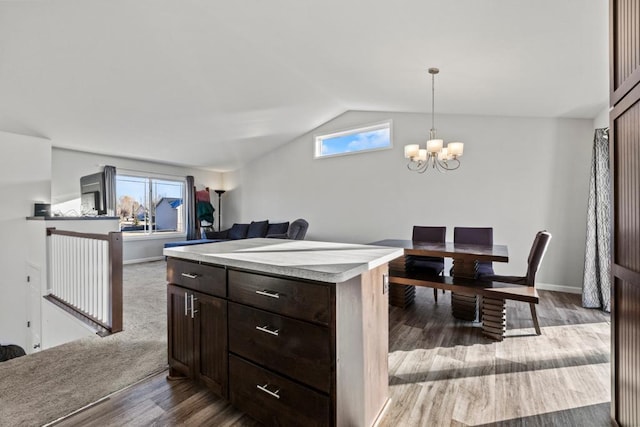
116 176 182 206
318 125 391 157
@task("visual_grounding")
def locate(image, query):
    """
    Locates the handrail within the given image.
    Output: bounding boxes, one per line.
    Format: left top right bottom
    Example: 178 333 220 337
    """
46 227 123 333
46 228 113 241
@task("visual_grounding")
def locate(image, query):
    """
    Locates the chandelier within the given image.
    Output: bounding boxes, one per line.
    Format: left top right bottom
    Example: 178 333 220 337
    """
404 67 464 173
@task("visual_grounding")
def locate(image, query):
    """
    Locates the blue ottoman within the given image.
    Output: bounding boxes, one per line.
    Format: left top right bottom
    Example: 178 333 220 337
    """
164 239 222 249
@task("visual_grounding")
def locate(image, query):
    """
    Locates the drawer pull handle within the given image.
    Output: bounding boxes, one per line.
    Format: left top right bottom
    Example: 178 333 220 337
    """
257 384 281 399
255 289 280 299
181 273 198 279
256 325 279 336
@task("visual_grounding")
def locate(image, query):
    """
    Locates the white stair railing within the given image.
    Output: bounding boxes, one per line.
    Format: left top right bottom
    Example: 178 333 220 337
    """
46 228 123 333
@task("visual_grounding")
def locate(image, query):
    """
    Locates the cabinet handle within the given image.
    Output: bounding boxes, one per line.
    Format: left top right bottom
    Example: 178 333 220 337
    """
256 383 281 399
184 292 189 316
255 325 279 336
190 294 198 319
255 289 280 299
181 273 198 279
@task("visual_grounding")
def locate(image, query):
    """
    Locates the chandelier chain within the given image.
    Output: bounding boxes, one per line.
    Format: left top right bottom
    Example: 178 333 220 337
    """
431 71 435 135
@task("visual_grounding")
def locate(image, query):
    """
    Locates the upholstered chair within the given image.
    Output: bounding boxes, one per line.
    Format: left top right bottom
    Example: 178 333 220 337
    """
479 230 552 335
408 226 446 302
453 227 495 276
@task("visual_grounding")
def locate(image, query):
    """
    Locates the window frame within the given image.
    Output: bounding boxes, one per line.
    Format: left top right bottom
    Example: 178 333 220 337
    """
115 172 187 240
313 120 393 159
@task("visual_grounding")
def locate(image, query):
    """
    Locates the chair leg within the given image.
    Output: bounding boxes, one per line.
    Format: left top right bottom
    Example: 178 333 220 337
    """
433 287 438 303
529 303 541 335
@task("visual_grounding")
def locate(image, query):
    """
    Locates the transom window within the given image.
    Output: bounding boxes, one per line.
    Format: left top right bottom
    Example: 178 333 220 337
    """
116 174 185 236
314 121 392 158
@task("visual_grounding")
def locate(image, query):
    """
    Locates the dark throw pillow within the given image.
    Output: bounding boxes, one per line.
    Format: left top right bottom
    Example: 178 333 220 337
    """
228 223 250 240
247 220 269 238
266 222 289 236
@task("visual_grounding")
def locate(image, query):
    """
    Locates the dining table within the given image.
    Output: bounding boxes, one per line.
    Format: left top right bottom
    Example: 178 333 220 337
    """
371 239 509 321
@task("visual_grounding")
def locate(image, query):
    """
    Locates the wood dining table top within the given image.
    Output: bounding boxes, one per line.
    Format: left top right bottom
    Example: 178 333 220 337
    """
370 239 509 263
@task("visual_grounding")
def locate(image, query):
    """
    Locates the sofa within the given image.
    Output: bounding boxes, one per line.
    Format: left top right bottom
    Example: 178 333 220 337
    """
205 218 308 240
164 218 308 249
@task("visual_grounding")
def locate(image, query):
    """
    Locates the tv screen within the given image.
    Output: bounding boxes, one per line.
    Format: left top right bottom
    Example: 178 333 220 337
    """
80 172 106 215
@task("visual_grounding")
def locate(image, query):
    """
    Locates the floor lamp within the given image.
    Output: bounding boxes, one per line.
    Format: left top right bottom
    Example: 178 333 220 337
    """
214 190 225 231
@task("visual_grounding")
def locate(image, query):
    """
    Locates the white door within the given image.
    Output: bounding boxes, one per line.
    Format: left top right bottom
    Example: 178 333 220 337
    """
26 263 42 353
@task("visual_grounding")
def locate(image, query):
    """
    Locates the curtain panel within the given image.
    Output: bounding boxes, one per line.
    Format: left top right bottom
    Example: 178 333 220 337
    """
185 176 197 240
103 165 116 217
582 128 611 312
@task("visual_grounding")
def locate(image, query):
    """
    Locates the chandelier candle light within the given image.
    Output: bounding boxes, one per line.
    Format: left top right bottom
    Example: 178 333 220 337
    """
404 67 464 173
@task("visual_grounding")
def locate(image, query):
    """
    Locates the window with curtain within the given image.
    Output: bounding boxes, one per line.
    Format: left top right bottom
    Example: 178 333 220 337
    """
116 174 186 236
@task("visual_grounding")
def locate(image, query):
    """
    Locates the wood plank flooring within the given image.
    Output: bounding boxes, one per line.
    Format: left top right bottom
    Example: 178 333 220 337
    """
55 289 611 427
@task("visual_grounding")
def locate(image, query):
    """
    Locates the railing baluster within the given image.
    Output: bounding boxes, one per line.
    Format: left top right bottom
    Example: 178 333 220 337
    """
84 238 89 316
97 240 103 322
90 239 95 319
45 229 122 333
103 240 110 325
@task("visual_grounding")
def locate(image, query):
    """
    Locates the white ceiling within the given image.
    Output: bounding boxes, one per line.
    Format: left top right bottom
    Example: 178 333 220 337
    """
0 0 608 171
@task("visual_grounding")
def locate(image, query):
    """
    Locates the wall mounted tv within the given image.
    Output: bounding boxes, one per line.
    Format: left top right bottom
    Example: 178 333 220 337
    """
80 172 106 215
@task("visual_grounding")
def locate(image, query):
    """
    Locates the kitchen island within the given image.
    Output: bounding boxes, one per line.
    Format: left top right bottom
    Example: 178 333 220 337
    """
163 238 403 427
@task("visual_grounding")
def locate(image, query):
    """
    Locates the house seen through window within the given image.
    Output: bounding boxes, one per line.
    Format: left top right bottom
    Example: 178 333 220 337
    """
116 175 185 235
314 121 392 158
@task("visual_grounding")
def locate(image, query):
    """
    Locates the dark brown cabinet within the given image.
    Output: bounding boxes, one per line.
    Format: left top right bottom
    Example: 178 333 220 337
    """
167 259 228 398
167 256 390 427
610 1 640 425
228 302 331 393
229 354 330 427
167 285 193 378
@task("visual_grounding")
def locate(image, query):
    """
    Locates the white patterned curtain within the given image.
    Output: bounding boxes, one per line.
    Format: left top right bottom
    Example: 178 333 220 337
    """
582 128 611 312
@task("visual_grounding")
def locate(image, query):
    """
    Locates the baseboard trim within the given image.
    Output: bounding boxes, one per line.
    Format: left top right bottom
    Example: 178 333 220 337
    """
123 256 165 265
536 282 582 294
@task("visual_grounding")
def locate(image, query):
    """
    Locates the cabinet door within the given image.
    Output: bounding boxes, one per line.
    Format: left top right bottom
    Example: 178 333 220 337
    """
611 1 640 425
194 291 228 398
167 284 194 378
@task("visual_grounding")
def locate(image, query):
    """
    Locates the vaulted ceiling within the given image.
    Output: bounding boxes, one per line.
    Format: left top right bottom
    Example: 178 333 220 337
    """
0 0 608 171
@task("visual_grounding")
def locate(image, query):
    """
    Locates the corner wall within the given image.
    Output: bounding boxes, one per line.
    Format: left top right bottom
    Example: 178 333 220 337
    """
52 148 224 262
0 131 51 349
225 110 594 291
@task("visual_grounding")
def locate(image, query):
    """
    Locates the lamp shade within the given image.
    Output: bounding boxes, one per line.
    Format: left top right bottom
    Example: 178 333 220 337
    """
418 149 428 161
427 139 443 153
448 142 464 156
404 144 420 158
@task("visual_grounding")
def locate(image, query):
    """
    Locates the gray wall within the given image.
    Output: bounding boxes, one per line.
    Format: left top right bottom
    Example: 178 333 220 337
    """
225 110 594 292
52 148 223 263
593 106 609 129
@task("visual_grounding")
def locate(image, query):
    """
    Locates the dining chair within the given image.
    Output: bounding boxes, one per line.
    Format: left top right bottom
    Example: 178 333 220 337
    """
453 227 495 276
479 230 552 335
408 226 446 302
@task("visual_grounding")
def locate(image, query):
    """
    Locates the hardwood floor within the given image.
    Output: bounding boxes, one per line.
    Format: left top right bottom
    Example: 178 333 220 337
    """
53 373 259 427
55 289 610 426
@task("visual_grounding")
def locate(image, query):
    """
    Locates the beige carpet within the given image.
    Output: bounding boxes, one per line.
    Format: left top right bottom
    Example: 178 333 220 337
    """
0 261 168 427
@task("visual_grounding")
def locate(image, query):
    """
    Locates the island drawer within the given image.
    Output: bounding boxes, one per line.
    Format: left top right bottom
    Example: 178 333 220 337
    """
229 354 330 427
167 258 226 297
228 302 331 393
228 269 331 325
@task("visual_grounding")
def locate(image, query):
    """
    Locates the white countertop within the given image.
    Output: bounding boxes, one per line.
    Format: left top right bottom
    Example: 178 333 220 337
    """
163 238 404 283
